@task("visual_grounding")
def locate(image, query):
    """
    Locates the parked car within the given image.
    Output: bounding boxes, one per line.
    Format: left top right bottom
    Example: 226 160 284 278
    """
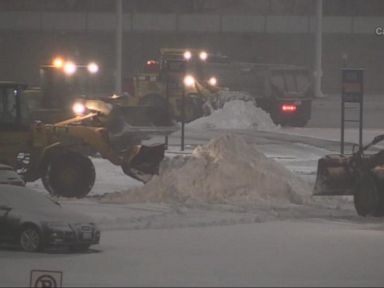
0 185 100 252
0 164 25 186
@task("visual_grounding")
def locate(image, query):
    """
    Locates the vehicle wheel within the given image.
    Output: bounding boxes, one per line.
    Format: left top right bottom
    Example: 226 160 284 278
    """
70 244 91 252
183 95 204 123
375 178 384 217
139 94 170 126
269 111 283 126
19 226 42 252
41 173 53 194
292 117 309 127
44 152 95 198
354 173 381 217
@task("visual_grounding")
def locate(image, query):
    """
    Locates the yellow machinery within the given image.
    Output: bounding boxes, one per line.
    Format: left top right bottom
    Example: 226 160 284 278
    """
0 81 176 198
314 135 384 216
124 48 220 123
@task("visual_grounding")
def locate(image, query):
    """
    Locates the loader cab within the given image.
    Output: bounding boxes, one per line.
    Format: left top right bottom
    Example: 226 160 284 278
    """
0 82 30 130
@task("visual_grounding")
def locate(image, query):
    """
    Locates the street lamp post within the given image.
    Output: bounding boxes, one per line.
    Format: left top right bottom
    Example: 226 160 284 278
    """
115 0 123 95
314 0 323 98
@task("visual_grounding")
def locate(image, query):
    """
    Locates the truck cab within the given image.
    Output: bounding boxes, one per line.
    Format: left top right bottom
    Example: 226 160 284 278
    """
0 82 31 170
0 82 30 130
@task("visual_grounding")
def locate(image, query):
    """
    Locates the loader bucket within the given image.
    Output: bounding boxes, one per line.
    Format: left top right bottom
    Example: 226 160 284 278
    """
313 154 355 196
121 144 165 183
106 105 175 136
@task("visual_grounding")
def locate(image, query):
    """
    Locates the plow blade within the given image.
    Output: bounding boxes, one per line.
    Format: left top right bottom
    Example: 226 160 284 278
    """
106 105 178 152
106 105 175 136
314 154 355 196
121 144 166 183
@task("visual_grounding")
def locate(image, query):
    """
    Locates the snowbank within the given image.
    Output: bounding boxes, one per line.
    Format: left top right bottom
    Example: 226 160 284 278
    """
100 134 310 206
188 100 278 130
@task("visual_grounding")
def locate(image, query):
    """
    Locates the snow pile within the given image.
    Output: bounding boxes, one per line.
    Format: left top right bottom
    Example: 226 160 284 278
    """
216 90 255 105
188 100 278 130
100 134 310 206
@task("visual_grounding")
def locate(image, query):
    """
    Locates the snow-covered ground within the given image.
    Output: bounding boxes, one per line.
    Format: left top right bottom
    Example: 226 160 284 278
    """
2 220 384 287
2 96 384 287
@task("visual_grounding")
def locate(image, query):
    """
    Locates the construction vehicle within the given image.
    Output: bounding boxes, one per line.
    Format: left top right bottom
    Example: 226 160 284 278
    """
123 48 220 123
314 135 384 216
0 81 176 198
203 61 314 127
25 57 104 124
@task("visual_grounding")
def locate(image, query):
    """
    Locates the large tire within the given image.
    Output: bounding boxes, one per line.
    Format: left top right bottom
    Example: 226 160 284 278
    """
19 225 42 252
183 95 204 123
173 94 205 123
43 152 95 198
354 173 382 217
139 94 170 125
374 178 384 216
41 174 53 194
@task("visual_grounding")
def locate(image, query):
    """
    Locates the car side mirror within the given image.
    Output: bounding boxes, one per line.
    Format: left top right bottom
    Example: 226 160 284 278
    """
0 205 11 212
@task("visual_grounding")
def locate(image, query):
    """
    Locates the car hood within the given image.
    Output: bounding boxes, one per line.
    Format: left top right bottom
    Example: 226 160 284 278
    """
16 206 94 225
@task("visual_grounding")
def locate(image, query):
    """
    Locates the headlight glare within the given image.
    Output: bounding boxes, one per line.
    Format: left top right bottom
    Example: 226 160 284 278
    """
87 62 99 74
208 77 217 86
183 75 195 87
63 61 77 75
72 102 86 115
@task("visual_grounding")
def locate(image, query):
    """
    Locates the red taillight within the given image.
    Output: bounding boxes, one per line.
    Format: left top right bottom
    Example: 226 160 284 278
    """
281 104 297 113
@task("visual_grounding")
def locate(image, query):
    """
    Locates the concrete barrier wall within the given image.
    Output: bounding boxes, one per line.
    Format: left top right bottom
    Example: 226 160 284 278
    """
0 12 383 94
0 12 382 34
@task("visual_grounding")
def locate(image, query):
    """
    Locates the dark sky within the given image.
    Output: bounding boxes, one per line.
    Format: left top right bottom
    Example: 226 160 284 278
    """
0 0 383 16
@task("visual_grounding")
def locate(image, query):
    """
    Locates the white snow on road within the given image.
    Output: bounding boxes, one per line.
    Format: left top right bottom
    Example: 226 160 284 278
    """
188 100 278 131
280 127 384 149
100 134 310 207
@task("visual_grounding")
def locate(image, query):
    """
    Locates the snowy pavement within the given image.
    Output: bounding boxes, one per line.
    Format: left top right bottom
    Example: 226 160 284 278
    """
2 219 384 287
2 97 384 287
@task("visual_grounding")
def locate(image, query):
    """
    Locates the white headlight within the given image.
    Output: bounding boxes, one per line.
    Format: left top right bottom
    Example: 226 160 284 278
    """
183 50 192 61
208 77 217 86
184 75 195 87
199 51 208 61
87 62 99 74
64 61 77 75
72 102 86 115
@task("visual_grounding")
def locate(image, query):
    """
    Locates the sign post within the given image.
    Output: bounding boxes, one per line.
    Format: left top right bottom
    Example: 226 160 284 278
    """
341 68 364 154
30 270 63 288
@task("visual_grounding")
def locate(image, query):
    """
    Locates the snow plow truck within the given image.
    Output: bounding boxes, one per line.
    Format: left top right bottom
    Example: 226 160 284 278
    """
202 61 314 127
123 48 220 123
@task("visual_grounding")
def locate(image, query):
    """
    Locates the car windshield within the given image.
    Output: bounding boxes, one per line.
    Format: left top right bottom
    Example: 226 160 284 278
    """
0 187 60 210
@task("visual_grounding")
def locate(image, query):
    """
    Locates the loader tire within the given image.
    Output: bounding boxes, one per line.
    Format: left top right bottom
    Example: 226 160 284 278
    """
183 95 204 123
43 152 95 198
139 94 170 125
354 173 382 217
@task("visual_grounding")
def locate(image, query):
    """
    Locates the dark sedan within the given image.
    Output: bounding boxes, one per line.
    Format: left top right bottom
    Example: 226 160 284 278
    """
0 164 25 186
0 185 100 252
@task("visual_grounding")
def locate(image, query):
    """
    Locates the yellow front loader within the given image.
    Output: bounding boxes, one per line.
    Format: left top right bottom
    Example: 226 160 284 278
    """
0 82 176 198
314 135 384 216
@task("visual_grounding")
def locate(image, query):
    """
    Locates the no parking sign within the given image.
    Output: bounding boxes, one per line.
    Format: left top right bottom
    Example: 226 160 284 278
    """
30 270 62 288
